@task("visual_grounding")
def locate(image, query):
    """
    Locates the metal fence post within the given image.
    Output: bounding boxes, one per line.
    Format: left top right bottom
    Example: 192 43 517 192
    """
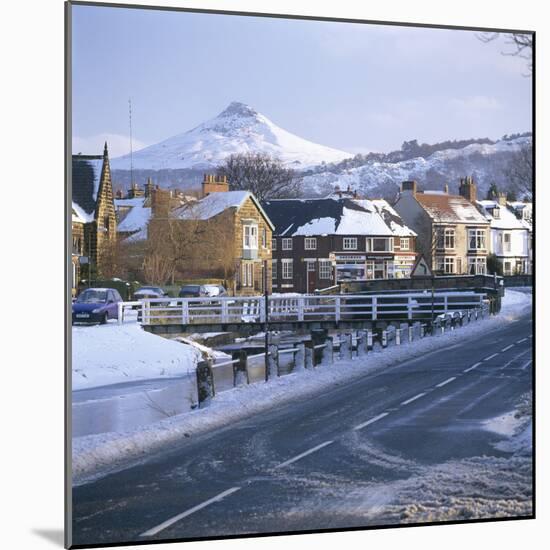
335 297 341 323
367 329 373 351
408 325 413 343
196 358 215 408
182 300 189 324
117 302 123 324
382 330 388 348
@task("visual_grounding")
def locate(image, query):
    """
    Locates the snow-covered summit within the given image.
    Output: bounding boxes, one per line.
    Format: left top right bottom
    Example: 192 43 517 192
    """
111 102 352 171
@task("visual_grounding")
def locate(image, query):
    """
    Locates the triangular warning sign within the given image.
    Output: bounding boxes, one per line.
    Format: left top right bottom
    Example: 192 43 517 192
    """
411 255 433 277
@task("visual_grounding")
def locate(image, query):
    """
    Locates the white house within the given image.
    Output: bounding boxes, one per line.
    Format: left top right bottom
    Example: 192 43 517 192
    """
477 197 531 275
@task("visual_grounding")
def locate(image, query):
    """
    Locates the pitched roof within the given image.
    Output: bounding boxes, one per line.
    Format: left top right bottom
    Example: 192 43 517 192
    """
477 200 530 230
261 198 395 237
115 197 152 240
370 199 417 237
72 155 104 218
176 191 274 229
415 192 488 224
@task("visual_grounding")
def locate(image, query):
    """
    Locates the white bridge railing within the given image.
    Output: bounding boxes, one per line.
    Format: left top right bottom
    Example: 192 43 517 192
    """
118 292 487 326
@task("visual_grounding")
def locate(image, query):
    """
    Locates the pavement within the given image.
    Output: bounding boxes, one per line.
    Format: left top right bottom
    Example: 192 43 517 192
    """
71 309 533 546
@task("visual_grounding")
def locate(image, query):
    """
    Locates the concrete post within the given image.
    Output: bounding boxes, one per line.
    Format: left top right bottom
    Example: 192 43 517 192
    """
357 330 368 356
408 325 413 343
321 336 333 366
294 343 305 372
305 341 314 369
311 329 328 366
340 333 352 360
267 344 279 379
382 330 388 348
367 330 373 351
232 350 249 387
196 358 215 408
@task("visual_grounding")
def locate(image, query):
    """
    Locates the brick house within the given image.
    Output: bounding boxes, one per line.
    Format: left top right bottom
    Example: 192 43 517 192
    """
148 176 274 295
262 197 417 294
71 203 86 296
393 178 490 275
71 143 117 282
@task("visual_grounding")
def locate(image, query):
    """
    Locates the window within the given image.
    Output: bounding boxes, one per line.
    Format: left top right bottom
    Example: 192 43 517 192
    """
241 262 254 287
366 238 392 252
503 232 511 252
492 207 500 219
444 257 454 274
400 238 409 250
304 237 317 250
468 228 486 250
319 260 332 279
468 257 487 275
282 238 293 250
272 238 277 251
282 259 293 279
271 260 277 281
436 227 445 249
504 261 513 275
243 225 258 249
444 228 455 250
343 237 358 250
261 227 267 248
306 260 316 272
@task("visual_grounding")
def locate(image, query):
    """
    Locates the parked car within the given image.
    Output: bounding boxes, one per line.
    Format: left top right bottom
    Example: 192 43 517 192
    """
203 284 228 298
134 286 170 302
72 288 122 324
178 284 209 298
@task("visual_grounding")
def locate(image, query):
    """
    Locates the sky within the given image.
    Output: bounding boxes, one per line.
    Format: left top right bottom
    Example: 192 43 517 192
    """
71 4 532 157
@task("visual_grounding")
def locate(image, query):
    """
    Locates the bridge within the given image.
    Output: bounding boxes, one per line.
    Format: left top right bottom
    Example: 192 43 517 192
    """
118 291 490 335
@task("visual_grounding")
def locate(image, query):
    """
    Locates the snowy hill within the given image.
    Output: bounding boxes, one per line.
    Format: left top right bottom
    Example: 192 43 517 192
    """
111 101 352 171
300 135 531 199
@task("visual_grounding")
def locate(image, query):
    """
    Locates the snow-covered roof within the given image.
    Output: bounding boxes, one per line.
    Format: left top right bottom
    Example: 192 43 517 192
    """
72 155 104 218
415 192 489 224
370 199 417 237
176 190 274 229
72 201 91 224
476 200 530 230
262 197 396 236
115 197 152 241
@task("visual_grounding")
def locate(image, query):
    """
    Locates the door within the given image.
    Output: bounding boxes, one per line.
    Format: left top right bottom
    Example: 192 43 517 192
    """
307 260 317 293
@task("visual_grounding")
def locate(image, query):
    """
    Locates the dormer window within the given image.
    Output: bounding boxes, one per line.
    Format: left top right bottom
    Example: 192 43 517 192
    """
492 207 500 219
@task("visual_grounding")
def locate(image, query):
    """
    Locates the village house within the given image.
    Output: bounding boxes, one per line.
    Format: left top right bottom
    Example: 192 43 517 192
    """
476 195 532 275
147 175 274 295
393 177 490 275
262 197 417 293
71 143 118 285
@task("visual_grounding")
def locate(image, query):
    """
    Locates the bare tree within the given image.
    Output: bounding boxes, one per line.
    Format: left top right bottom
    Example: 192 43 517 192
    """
477 32 533 74
217 152 302 201
503 142 533 200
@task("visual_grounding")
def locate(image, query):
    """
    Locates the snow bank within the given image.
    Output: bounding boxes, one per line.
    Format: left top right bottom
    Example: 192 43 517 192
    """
72 324 201 391
72 289 531 485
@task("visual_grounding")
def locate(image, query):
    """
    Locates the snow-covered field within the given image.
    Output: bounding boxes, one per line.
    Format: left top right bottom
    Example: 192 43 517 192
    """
72 323 201 391
72 289 531 485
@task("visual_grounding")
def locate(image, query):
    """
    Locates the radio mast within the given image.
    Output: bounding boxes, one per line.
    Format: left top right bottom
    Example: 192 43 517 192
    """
128 98 134 186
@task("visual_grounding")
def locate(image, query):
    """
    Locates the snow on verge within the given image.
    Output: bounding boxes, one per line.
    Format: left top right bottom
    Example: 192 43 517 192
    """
72 324 201 391
72 289 531 485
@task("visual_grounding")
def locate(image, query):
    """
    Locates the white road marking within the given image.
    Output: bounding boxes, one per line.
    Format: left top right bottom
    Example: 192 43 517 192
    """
516 338 528 344
521 359 532 370
353 412 389 431
140 487 241 537
273 440 334 469
484 353 499 361
435 376 456 388
501 344 514 352
464 362 481 373
500 349 531 370
401 392 427 406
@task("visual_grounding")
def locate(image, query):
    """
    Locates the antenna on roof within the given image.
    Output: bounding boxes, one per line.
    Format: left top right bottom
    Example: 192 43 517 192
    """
128 97 134 186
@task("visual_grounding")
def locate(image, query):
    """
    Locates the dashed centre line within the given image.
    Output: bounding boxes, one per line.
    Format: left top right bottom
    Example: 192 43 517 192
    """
501 344 514 352
435 376 456 388
273 440 334 469
139 487 241 537
464 362 481 373
401 392 427 406
516 337 528 344
521 359 532 370
353 412 389 431
484 353 499 361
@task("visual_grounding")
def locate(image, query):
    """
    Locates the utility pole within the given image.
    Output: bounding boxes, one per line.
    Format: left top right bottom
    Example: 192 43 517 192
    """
128 98 134 187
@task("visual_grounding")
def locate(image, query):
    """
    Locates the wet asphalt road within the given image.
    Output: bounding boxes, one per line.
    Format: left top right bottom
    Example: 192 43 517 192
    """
71 311 533 546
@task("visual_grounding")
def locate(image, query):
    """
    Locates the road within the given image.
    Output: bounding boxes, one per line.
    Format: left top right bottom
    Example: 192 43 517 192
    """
71 311 533 546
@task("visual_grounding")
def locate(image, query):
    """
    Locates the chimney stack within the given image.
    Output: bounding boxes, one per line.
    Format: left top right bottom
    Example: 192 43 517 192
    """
401 180 417 196
151 187 171 218
145 177 154 198
202 174 229 196
458 176 477 203
497 192 507 206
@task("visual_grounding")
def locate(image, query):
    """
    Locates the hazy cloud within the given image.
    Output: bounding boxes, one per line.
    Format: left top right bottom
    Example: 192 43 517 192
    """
72 133 149 158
